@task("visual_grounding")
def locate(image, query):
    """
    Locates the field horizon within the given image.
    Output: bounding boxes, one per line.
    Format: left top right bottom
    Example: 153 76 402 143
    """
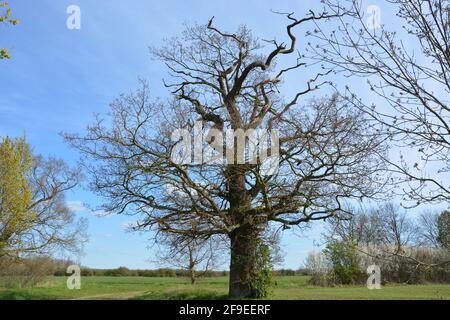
1 276 449 300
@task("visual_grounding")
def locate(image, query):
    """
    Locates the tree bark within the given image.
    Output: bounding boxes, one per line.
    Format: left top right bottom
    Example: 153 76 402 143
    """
226 165 264 298
188 244 196 285
190 269 196 285
228 225 261 299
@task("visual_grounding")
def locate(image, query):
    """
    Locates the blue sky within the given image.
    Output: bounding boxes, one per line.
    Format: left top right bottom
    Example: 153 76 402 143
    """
0 0 442 269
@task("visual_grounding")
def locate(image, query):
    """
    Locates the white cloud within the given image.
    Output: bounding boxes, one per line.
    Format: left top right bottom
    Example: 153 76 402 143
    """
67 200 89 213
67 200 110 217
92 209 110 217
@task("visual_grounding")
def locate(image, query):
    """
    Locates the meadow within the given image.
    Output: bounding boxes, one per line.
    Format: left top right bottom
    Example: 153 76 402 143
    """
0 276 449 300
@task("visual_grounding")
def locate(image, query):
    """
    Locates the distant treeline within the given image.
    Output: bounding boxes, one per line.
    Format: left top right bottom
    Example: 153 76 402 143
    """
54 267 227 278
1 255 307 289
54 267 308 278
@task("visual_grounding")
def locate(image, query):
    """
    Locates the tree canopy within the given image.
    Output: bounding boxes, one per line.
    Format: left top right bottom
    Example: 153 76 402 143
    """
65 3 387 298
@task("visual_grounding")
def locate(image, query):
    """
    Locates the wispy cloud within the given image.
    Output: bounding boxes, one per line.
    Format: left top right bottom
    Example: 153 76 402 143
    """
67 200 89 213
67 200 110 217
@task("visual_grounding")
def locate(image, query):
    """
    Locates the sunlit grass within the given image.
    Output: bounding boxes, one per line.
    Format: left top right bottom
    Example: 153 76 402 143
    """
0 276 449 300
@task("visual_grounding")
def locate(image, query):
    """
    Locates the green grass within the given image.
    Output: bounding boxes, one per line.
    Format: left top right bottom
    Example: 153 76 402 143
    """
0 276 449 300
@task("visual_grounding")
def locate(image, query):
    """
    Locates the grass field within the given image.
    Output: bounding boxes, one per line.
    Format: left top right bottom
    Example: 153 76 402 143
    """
0 276 449 300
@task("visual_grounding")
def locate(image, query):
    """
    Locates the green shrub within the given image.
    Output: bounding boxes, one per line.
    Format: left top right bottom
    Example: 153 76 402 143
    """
324 241 365 285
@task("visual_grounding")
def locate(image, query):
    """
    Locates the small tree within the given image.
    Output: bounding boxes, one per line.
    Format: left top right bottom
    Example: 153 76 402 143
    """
324 203 450 283
303 251 331 286
419 211 441 248
0 137 34 253
437 211 450 250
0 136 87 259
154 230 224 285
323 241 363 285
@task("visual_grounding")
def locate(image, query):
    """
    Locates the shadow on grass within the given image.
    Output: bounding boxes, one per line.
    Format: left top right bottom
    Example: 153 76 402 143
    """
132 289 228 300
0 290 58 300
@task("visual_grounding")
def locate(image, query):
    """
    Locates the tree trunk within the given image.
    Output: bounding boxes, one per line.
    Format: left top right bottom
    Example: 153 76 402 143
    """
188 244 196 285
226 165 264 299
228 225 261 299
190 269 196 285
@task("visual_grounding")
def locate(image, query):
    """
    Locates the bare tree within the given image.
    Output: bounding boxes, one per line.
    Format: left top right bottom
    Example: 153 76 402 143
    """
328 203 420 250
418 210 450 250
325 203 450 275
0 155 87 258
65 5 386 298
379 203 420 251
419 211 441 248
310 0 450 205
325 203 418 258
154 231 224 285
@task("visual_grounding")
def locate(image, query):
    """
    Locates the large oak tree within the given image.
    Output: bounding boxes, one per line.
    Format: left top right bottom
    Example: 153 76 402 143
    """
66 4 386 298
